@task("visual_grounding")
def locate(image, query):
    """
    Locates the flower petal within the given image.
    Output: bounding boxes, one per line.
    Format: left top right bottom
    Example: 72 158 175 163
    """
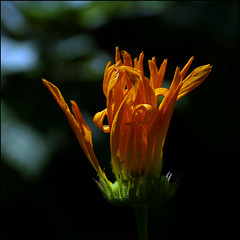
93 108 110 133
106 67 125 128
121 50 133 67
71 101 111 183
141 76 156 107
136 51 144 74
119 66 141 102
155 88 168 97
158 67 182 112
102 61 113 97
115 46 121 64
180 56 194 79
42 79 108 183
149 59 158 89
145 68 183 178
110 90 134 179
157 59 168 88
111 90 133 155
177 64 212 101
125 104 156 127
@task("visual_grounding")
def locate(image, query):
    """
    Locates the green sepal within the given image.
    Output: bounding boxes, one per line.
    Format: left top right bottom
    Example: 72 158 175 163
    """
95 173 181 206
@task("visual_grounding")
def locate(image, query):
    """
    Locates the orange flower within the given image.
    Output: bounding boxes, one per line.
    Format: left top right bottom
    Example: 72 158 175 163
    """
93 47 211 180
42 47 212 205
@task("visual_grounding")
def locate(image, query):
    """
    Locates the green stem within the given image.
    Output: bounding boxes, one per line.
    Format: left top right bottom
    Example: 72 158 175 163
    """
133 205 149 240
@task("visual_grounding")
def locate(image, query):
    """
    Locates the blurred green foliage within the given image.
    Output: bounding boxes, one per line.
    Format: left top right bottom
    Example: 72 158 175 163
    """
1 1 239 239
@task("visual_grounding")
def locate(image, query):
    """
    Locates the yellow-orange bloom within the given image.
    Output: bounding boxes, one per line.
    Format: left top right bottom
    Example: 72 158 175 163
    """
42 47 211 205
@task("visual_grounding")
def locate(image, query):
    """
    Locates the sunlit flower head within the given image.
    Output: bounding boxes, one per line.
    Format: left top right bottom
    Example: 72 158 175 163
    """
42 47 212 205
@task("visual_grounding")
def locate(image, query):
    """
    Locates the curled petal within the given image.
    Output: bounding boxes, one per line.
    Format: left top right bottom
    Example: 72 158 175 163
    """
93 109 110 133
126 104 156 127
177 64 212 101
155 88 168 97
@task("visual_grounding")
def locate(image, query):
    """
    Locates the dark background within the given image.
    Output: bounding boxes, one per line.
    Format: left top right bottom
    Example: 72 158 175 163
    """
1 1 239 239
